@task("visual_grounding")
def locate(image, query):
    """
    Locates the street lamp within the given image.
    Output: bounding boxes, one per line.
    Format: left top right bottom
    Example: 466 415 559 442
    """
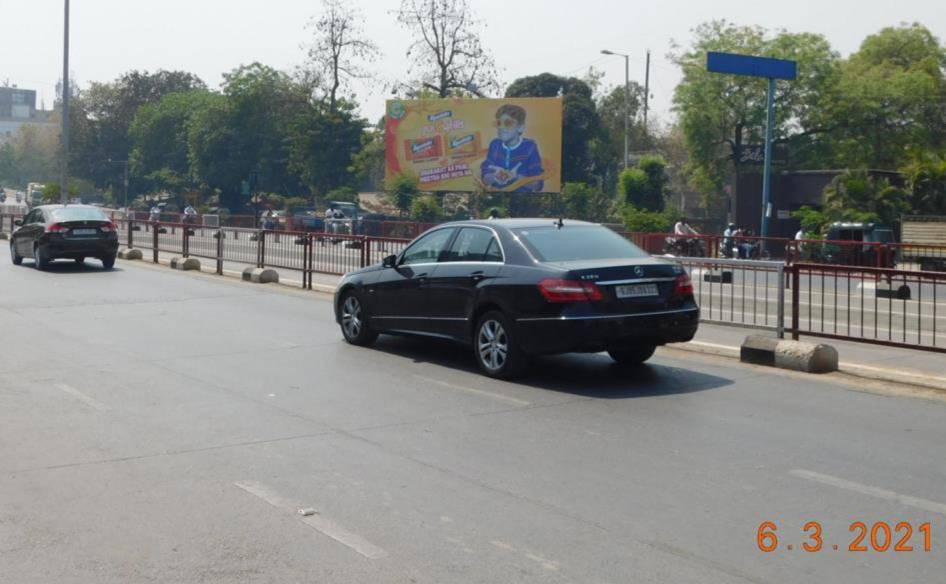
601 49 629 169
61 0 70 204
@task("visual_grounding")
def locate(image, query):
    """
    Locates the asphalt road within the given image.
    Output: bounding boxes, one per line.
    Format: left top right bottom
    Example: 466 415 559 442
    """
2 257 946 583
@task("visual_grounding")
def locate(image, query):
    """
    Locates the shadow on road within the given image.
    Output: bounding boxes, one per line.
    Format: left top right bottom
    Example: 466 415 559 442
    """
10 261 122 274
370 336 733 399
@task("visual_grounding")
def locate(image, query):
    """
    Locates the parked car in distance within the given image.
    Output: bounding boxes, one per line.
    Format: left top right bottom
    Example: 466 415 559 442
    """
334 219 699 379
9 205 120 270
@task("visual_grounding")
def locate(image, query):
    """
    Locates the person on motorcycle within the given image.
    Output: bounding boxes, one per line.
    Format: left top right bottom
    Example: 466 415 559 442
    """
722 223 737 258
149 205 161 222
671 217 702 256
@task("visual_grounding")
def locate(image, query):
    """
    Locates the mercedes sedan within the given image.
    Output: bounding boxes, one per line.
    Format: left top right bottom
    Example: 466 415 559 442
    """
10 205 120 270
334 219 699 379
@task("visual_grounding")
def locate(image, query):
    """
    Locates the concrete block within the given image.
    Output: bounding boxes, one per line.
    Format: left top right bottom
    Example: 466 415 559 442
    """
170 256 200 271
242 267 279 284
703 270 733 284
741 335 838 374
876 284 911 300
0 232 8 240
740 335 780 367
118 248 143 260
775 341 838 374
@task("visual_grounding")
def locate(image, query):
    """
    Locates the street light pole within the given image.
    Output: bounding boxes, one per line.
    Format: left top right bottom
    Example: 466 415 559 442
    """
601 50 630 169
60 0 70 204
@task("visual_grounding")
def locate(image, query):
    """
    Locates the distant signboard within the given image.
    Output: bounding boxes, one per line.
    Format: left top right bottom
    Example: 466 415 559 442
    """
385 97 563 193
707 52 798 80
735 144 788 166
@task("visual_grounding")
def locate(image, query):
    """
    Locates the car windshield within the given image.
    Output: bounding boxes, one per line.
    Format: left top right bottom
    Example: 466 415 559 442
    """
50 208 109 222
513 225 649 262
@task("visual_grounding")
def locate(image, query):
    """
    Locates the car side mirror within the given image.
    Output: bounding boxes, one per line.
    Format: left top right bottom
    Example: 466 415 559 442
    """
13 219 22 226
382 254 398 268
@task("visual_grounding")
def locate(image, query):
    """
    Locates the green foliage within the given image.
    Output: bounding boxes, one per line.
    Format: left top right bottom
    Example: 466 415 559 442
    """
822 24 946 169
560 182 614 222
902 153 946 214
348 122 386 192
386 172 420 216
823 169 909 226
790 206 831 234
505 73 601 183
619 155 668 211
411 194 443 222
621 204 674 233
283 196 310 213
288 102 365 197
41 181 80 202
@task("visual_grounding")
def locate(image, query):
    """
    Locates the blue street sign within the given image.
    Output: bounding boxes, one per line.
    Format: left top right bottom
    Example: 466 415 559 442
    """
707 52 797 81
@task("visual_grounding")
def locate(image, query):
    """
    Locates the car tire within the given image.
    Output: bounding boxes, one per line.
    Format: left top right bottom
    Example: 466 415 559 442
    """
10 243 22 266
608 344 657 366
474 310 528 380
33 245 49 270
101 254 116 270
339 291 378 346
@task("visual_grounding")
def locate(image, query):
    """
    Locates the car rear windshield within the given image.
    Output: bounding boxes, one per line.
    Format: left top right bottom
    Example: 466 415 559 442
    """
50 208 109 222
513 225 649 262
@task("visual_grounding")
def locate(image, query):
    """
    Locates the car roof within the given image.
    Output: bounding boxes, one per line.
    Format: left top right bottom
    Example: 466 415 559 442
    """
440 218 598 230
36 204 101 211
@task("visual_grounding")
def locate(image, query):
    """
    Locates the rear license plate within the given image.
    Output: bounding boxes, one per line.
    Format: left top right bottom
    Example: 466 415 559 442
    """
72 229 97 235
615 283 659 298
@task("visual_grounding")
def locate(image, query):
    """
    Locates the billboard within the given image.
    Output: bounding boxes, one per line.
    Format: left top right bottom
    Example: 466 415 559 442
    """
385 97 563 193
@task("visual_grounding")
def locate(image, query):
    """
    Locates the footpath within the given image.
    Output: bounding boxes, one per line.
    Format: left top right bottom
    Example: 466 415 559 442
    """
123 251 946 394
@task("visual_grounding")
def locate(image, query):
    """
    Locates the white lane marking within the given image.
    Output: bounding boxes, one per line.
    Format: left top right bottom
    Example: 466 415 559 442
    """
234 481 388 559
414 375 531 407
790 469 946 516
55 383 109 411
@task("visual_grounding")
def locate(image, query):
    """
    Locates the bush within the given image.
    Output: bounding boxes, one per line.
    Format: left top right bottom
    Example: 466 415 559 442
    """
283 196 309 213
386 172 420 216
325 186 358 203
621 204 673 233
561 182 615 222
411 195 442 222
620 155 668 212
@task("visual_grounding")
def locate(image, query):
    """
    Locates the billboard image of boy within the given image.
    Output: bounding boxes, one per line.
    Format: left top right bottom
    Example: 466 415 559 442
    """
481 104 544 192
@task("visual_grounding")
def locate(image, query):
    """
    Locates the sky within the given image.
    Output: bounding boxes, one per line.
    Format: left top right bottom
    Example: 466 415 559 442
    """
3 0 944 126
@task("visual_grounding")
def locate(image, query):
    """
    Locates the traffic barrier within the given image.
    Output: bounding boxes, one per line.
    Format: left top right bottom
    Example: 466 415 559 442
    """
242 267 279 284
170 256 200 271
118 248 142 260
741 335 838 374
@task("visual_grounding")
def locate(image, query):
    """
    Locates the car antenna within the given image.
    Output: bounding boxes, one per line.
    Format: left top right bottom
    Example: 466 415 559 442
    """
555 218 564 230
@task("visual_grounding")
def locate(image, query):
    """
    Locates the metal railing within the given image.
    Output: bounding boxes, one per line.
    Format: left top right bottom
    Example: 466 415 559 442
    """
119 219 412 289
664 256 787 338
791 263 946 353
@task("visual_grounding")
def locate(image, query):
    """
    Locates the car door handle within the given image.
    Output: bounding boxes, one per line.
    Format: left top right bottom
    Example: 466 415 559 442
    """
471 271 485 281
415 273 428 282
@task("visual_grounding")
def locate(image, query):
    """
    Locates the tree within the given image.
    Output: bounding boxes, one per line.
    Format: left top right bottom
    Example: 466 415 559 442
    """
349 120 386 192
560 182 614 222
902 153 946 215
129 91 219 196
823 169 910 226
288 101 366 198
411 194 443 222
671 21 840 205
387 172 420 216
820 24 946 169
2 123 60 185
69 70 206 190
620 155 669 211
305 0 380 113
505 73 601 183
396 0 498 97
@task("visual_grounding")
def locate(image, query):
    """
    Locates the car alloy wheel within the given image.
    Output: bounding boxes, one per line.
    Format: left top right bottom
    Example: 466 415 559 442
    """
340 292 378 346
478 319 509 373
342 295 363 339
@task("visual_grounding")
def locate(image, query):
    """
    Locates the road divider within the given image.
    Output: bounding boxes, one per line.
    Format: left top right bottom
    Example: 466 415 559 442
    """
741 335 838 373
170 256 200 271
118 248 142 260
243 267 279 284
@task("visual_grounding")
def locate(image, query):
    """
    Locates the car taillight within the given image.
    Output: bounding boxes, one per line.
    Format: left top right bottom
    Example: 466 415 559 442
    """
100 222 117 233
537 279 603 303
46 223 69 234
673 273 694 297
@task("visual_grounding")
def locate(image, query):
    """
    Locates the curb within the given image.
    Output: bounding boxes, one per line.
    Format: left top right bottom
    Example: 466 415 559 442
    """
670 340 946 393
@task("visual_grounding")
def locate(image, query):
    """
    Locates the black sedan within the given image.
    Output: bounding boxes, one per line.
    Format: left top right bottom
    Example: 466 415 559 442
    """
334 219 699 379
10 205 119 270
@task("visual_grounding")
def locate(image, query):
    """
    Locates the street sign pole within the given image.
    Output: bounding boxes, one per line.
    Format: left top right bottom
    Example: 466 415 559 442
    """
761 77 776 242
706 52 796 252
